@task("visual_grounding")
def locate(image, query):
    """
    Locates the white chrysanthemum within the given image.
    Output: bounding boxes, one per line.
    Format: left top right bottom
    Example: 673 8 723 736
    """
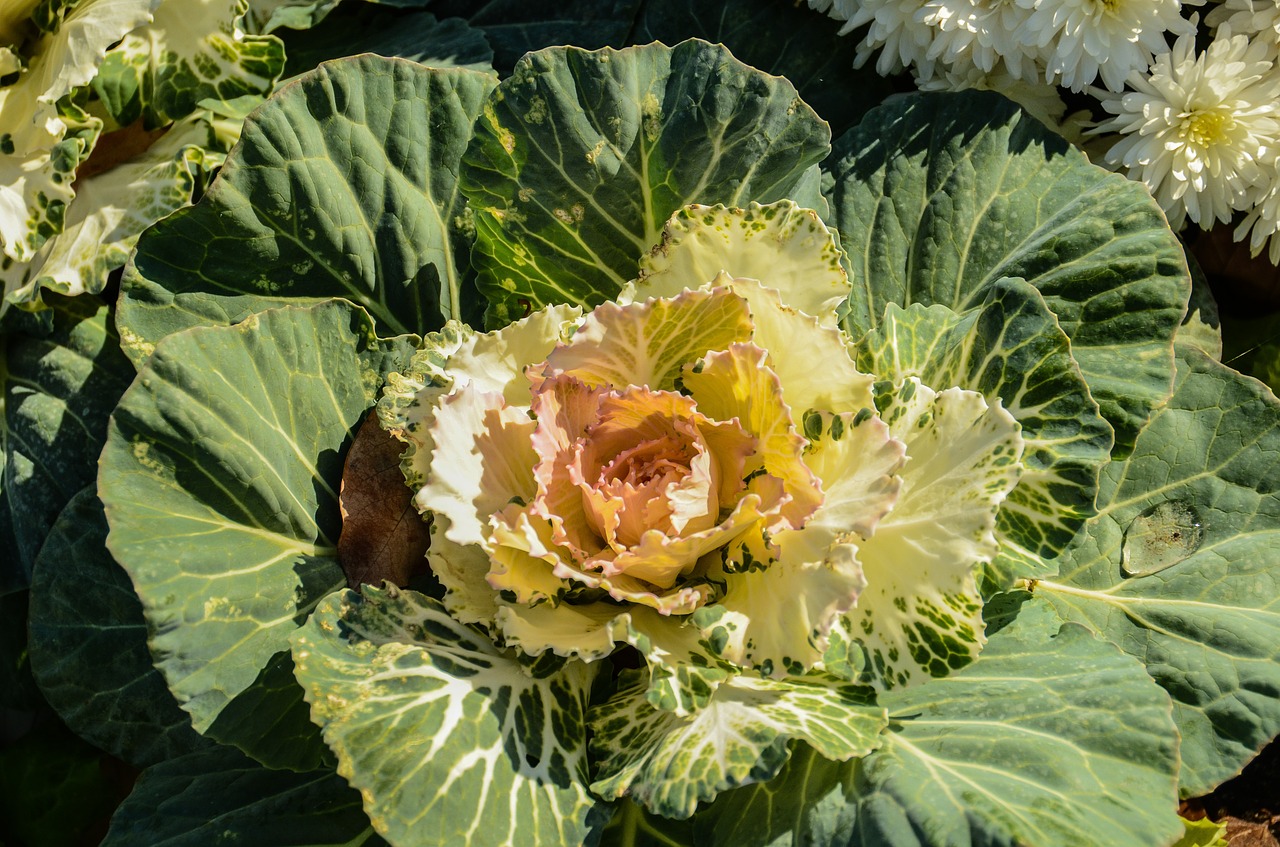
917 0 1040 79
1206 0 1280 45
827 0 942 76
809 0 1041 80
1016 0 1195 92
1093 28 1280 229
1236 172 1280 264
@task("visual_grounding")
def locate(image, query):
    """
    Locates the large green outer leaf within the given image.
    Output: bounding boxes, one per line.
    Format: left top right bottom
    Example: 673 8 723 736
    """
698 599 1181 847
1 294 132 592
291 585 610 847
855 278 1113 575
1037 349 1280 795
28 487 210 768
460 39 831 325
99 300 415 769
117 56 496 365
103 745 387 846
589 671 885 819
93 0 285 128
826 91 1189 454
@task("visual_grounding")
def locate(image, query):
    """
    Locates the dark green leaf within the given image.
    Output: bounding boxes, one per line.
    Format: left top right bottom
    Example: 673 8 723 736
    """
118 56 496 364
28 487 211 768
461 39 831 325
430 0 642 74
280 5 493 77
1 293 132 592
827 91 1190 455
103 745 387 846
1038 349 1280 795
630 0 891 138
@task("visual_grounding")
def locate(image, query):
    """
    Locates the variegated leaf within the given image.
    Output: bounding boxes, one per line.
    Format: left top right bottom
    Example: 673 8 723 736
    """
855 277 1113 583
291 584 610 847
589 669 885 820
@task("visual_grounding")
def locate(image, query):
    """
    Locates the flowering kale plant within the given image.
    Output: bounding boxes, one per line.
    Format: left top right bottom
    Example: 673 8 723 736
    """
4 4 1280 847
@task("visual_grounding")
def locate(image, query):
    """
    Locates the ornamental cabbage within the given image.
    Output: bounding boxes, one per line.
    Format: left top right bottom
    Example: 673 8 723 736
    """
381 201 1025 703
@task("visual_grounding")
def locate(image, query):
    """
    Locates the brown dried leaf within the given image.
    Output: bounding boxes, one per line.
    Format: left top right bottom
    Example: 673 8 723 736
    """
338 411 430 589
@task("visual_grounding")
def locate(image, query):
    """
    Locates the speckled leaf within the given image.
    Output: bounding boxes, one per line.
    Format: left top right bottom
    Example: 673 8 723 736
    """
698 599 1181 847
2 113 219 307
827 91 1190 454
280 5 493 77
589 670 885 820
99 300 415 769
291 584 610 847
28 488 211 768
103 745 387 847
1037 349 1280 796
117 56 495 365
1 294 132 593
93 0 283 129
0 0 153 266
855 277 1113 582
838 379 1022 689
460 39 830 325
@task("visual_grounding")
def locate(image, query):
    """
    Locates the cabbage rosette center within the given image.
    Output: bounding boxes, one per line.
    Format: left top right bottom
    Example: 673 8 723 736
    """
380 202 1027 698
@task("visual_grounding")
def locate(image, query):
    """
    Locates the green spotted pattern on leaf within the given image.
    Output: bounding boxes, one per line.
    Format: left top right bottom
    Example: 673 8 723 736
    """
589 670 885 820
856 277 1113 582
94 0 285 128
291 584 610 847
460 38 830 325
701 599 1181 847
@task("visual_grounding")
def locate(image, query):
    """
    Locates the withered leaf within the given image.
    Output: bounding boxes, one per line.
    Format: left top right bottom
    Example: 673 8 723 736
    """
338 411 431 589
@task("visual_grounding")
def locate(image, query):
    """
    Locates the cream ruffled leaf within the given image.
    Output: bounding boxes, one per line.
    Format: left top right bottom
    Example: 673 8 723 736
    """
855 278 1114 585
588 670 885 820
842 379 1023 689
0 0 156 264
378 305 578 491
635 201 850 324
683 342 821 531
417 381 537 547
3 114 218 308
539 286 753 393
712 409 905 677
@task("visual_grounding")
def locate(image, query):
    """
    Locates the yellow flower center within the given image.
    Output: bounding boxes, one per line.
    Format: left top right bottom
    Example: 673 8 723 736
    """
1183 110 1235 147
1092 0 1122 13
